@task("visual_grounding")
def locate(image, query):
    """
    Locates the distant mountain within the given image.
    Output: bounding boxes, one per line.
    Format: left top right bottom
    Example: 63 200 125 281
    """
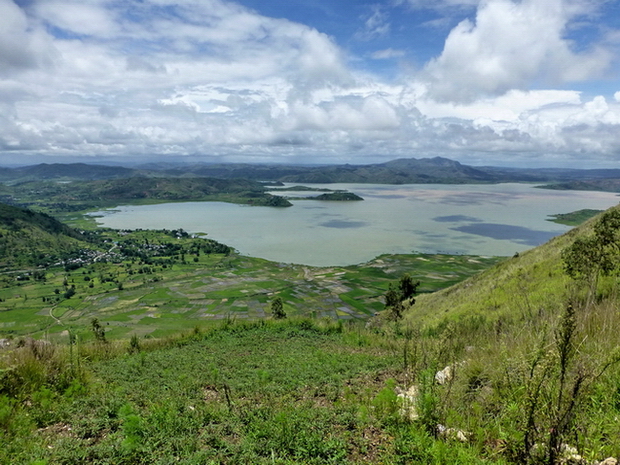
3 157 620 185
480 166 620 182
178 157 498 184
0 163 135 181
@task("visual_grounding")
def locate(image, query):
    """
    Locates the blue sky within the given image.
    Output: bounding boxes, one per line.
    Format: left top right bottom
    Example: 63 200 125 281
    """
1 0 620 167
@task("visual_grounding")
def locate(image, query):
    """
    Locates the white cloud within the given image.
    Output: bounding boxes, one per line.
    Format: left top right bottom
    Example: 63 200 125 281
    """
356 5 391 41
33 1 120 38
0 0 619 167
371 48 406 60
423 0 611 102
289 95 400 132
417 89 582 121
294 28 352 88
0 0 56 74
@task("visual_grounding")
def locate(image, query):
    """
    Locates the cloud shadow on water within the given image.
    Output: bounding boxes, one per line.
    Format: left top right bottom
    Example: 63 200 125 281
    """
364 194 408 199
452 223 563 247
320 220 368 229
434 215 482 223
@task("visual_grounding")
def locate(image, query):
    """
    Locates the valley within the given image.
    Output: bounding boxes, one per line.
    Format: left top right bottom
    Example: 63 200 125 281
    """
0 223 501 340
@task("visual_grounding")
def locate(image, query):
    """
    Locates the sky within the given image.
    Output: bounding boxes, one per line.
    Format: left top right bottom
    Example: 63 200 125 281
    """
1 0 620 168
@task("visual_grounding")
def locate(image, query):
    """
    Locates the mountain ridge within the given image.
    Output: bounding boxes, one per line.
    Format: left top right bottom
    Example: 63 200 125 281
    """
3 157 620 186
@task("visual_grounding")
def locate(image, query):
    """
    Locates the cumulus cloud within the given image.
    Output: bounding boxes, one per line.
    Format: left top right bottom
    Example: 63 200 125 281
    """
0 0 355 154
0 0 56 74
423 0 612 102
0 0 619 167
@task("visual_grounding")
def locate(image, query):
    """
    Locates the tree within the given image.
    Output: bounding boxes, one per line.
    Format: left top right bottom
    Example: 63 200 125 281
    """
384 284 401 308
91 317 107 343
63 285 76 299
271 296 286 319
398 274 419 303
384 274 420 320
562 210 620 305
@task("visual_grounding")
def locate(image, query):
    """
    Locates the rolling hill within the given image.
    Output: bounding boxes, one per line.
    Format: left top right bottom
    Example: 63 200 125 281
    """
0 202 93 269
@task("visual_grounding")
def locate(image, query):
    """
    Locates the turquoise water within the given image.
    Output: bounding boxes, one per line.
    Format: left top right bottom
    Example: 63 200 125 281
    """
91 183 619 266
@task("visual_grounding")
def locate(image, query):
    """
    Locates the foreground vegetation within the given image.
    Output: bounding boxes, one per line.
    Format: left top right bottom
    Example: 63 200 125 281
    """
2 298 620 464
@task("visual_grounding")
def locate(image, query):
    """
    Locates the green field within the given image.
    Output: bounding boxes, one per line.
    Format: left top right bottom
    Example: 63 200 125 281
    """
0 232 502 341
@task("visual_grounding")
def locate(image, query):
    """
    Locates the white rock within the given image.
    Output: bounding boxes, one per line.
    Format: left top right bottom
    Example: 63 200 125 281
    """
437 424 470 442
395 385 419 420
435 365 454 385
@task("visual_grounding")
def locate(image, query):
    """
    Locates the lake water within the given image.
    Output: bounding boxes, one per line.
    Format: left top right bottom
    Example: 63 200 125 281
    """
91 183 620 267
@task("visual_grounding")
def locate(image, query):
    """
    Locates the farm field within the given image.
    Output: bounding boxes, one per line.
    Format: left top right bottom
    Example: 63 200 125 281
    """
0 233 501 342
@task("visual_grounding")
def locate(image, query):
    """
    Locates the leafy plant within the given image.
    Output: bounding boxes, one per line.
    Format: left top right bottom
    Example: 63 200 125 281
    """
385 274 420 320
271 296 286 319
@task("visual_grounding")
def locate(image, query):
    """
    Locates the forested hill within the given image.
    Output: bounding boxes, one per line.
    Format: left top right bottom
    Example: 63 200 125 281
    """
0 202 91 269
0 202 84 240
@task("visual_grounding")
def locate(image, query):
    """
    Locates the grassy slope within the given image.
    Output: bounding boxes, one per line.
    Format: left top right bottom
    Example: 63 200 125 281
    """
0 203 92 269
406 213 590 331
0 320 503 465
395 206 620 463
547 209 603 226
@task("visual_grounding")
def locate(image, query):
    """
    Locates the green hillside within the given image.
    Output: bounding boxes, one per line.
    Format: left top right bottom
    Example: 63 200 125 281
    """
1 177 292 214
405 205 617 331
392 206 620 463
0 203 92 270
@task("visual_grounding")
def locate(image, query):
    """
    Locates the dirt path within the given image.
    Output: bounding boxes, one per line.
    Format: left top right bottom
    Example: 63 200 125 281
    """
49 306 62 325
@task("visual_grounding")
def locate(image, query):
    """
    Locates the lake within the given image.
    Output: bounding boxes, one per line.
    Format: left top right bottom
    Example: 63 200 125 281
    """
91 183 620 267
